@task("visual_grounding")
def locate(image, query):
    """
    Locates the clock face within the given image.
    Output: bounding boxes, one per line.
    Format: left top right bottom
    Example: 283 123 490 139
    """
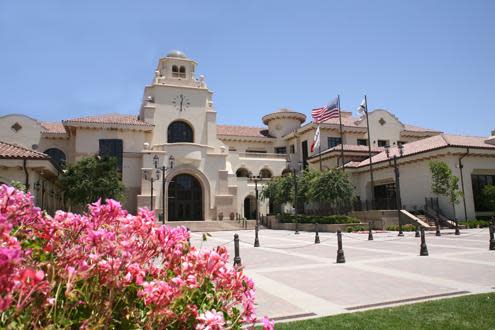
171 94 191 112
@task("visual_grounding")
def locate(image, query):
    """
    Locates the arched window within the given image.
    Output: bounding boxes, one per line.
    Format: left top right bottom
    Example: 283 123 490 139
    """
259 168 272 179
236 168 250 178
179 66 186 78
167 121 193 143
44 148 66 167
172 65 179 77
281 168 291 176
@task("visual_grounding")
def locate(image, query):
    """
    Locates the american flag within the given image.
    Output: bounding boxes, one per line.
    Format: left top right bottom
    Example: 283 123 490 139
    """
311 97 340 123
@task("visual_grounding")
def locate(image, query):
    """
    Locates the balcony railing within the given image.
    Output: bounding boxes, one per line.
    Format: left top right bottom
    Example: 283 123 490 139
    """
238 152 287 159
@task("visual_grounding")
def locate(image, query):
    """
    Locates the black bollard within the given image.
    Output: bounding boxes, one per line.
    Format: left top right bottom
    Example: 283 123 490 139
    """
368 221 374 241
187 227 191 244
415 225 420 238
420 227 429 256
254 224 260 247
454 217 460 236
435 220 441 236
336 230 346 263
233 234 242 267
314 222 320 244
295 218 300 235
489 225 495 251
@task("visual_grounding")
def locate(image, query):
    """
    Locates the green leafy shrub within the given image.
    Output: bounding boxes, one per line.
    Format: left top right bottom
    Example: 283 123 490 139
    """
458 219 491 228
279 214 359 225
346 225 367 232
386 224 416 231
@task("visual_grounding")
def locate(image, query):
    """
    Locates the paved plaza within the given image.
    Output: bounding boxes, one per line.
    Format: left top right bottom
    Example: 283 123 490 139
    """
190 228 495 322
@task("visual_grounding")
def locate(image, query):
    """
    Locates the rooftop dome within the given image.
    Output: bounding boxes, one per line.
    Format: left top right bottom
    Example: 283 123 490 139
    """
262 108 306 125
166 50 187 59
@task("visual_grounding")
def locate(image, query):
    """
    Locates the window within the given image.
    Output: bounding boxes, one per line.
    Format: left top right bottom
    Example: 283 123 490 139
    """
228 147 237 151
99 139 123 172
290 145 295 154
44 148 66 168
167 121 193 143
179 66 186 78
301 140 308 169
328 137 342 149
377 140 389 147
236 168 250 178
246 150 266 153
357 139 368 146
275 147 287 154
472 174 495 211
172 65 179 77
259 168 272 178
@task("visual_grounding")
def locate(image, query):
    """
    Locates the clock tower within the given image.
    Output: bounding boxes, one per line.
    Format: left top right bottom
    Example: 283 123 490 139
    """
137 51 233 221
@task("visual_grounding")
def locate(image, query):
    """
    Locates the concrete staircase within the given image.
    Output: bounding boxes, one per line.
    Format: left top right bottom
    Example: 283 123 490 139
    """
165 219 257 232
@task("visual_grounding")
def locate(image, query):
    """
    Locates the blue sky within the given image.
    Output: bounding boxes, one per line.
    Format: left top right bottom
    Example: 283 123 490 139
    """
0 1 493 136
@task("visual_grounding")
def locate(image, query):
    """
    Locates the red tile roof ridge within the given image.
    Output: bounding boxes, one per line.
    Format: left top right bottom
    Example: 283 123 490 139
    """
41 121 66 134
63 113 153 126
0 141 49 159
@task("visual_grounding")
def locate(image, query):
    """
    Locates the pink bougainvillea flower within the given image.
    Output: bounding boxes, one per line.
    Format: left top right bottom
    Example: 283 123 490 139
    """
196 309 225 330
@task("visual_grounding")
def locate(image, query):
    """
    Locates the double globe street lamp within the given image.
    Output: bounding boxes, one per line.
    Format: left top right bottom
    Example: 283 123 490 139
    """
145 154 175 222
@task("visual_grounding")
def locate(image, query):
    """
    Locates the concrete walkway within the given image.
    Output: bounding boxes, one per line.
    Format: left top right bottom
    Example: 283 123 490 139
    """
189 228 495 322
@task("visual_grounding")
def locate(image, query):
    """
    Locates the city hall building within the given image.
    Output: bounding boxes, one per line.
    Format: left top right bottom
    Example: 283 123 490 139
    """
1 51 494 221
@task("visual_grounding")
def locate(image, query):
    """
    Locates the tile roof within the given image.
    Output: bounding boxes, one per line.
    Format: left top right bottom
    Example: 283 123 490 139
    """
403 124 441 133
0 141 49 160
312 144 384 158
357 134 495 167
316 112 439 133
41 122 66 134
63 113 154 127
217 125 273 138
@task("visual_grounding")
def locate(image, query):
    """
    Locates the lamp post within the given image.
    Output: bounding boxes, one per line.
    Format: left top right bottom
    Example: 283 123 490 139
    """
144 167 161 211
385 143 404 237
250 175 261 247
158 155 175 223
358 95 375 209
286 157 303 234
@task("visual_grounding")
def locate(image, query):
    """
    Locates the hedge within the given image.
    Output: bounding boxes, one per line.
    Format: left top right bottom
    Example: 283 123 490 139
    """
278 214 359 225
386 224 417 232
458 220 492 228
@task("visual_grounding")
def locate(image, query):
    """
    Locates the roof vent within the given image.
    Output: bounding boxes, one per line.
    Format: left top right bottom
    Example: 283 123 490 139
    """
11 122 22 132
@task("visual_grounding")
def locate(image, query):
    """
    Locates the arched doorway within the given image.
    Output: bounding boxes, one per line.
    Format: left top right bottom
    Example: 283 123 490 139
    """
244 195 256 220
168 174 203 220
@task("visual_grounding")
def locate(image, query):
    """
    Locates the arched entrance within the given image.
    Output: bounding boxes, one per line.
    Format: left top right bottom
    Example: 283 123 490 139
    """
244 195 257 220
168 174 203 220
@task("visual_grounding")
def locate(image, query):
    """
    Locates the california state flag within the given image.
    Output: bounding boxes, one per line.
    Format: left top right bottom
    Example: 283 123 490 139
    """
310 125 320 153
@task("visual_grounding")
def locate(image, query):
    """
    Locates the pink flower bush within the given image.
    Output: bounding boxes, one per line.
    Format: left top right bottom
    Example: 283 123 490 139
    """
0 184 263 328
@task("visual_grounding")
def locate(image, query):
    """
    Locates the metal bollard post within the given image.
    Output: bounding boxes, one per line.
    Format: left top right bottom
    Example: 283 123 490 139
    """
234 233 242 267
336 230 346 263
368 221 374 241
295 218 300 235
454 217 460 236
420 227 429 256
314 222 320 244
489 225 495 251
415 225 420 238
254 224 260 247
435 220 441 236
187 227 191 244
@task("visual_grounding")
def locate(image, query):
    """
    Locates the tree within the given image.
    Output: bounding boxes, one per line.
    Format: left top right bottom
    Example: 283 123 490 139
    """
60 156 125 209
429 160 463 218
308 169 354 214
260 174 293 212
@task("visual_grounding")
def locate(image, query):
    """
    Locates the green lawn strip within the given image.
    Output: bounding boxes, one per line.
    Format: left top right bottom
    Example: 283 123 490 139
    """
271 292 495 330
